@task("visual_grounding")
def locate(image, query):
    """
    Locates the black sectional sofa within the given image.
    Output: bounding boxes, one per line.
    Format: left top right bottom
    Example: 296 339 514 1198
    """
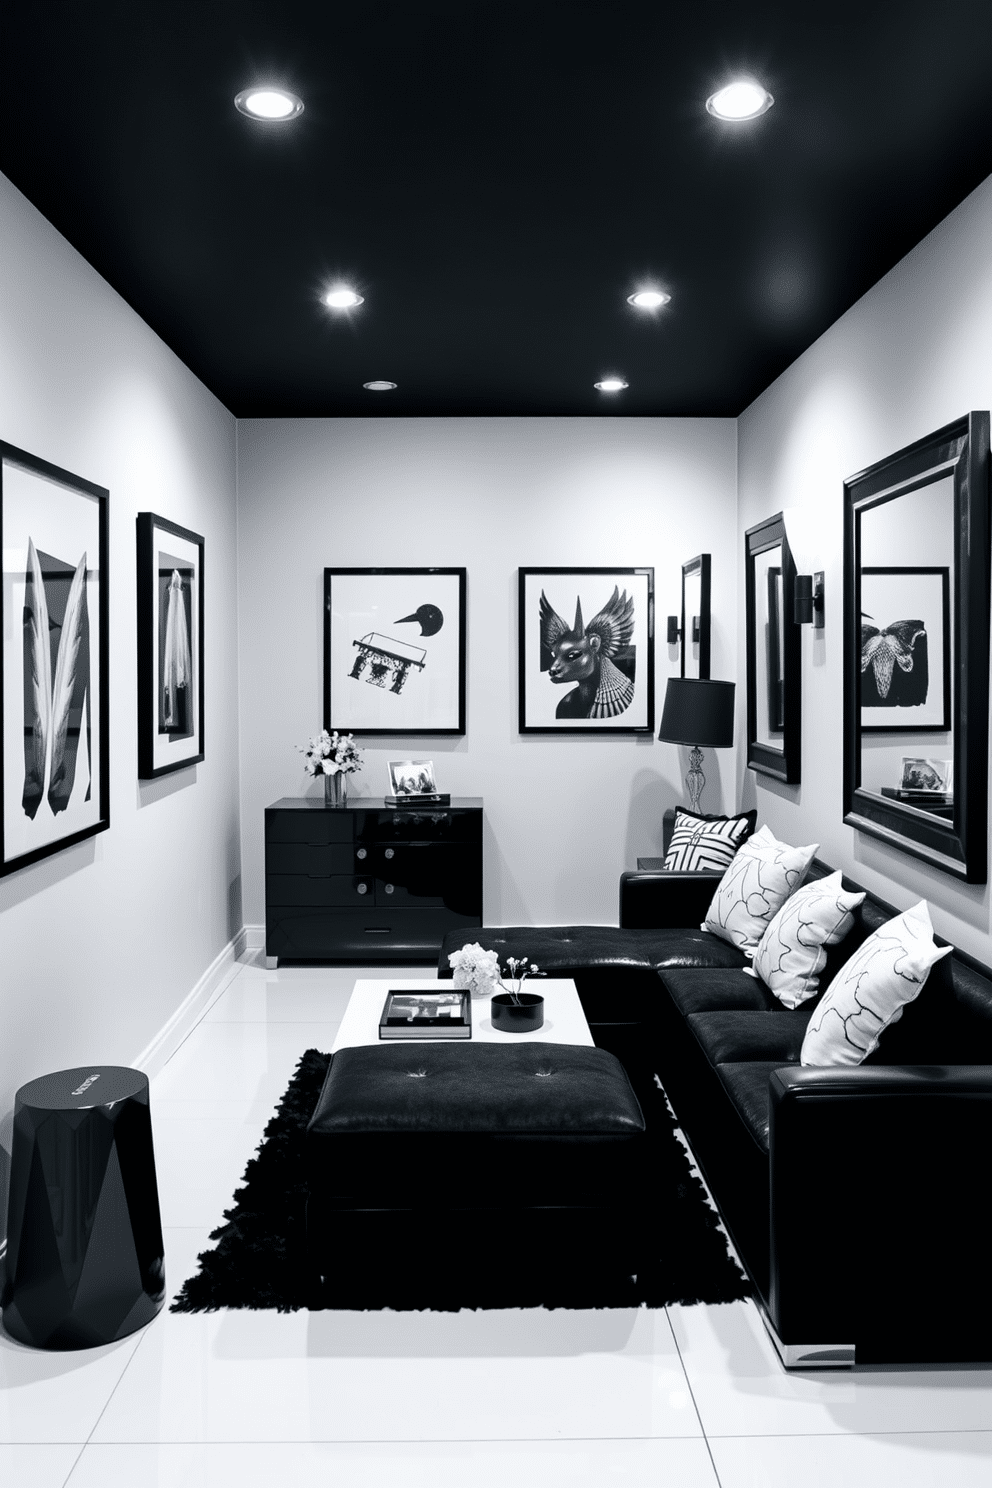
439 853 992 1367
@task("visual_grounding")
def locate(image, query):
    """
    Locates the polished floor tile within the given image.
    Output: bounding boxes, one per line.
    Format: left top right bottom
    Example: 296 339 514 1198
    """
0 1445 82 1488
150 1019 340 1115
153 1119 268 1228
205 962 426 1023
670 1301 992 1438
711 1430 992 1487
90 1307 701 1444
0 1328 142 1444
67 1437 719 1488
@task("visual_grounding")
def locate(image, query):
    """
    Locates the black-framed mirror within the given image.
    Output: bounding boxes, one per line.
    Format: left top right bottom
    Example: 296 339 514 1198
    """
746 513 801 783
680 553 711 679
843 412 990 883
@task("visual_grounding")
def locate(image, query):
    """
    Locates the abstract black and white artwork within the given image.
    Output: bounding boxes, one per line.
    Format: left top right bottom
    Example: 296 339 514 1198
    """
1 443 109 877
325 569 466 735
860 567 950 731
518 567 654 733
137 513 204 779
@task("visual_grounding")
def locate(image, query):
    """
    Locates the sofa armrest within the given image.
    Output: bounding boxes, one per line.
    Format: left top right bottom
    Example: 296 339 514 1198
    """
619 869 721 929
767 1065 992 1358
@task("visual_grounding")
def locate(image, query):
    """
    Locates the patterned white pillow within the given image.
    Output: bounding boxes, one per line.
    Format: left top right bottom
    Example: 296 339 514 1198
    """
750 870 866 1009
800 900 951 1067
663 808 756 873
702 824 818 957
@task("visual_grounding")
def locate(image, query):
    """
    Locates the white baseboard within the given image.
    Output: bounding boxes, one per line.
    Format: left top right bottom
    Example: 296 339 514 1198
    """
132 929 251 1080
240 923 265 952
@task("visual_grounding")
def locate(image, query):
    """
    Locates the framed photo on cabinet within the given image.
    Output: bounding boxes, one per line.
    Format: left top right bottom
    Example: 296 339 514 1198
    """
137 513 204 779
518 567 655 733
1 442 109 877
324 568 466 735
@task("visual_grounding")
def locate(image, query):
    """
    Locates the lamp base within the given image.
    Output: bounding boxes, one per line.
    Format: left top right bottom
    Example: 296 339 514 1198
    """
686 746 705 814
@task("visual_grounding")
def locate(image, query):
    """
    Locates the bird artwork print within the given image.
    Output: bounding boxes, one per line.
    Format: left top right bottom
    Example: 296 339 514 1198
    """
861 615 929 708
539 586 636 719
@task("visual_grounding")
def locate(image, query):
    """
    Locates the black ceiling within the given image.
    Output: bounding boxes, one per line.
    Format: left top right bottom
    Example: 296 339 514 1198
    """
3 2 992 418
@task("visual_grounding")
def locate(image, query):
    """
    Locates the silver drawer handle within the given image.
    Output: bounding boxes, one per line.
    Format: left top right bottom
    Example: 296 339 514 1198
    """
385 848 395 860
356 847 367 860
385 883 394 894
357 882 368 894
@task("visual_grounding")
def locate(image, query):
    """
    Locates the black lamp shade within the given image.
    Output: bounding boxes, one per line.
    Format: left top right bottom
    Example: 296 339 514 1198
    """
658 678 735 747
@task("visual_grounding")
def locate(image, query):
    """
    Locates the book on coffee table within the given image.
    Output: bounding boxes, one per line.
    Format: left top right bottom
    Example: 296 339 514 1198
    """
378 989 471 1039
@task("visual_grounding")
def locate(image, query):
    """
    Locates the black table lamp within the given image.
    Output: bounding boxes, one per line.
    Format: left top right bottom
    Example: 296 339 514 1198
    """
658 678 736 814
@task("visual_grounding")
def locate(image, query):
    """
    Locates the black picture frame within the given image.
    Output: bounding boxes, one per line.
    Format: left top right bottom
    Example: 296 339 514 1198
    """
324 568 466 736
518 567 655 734
745 513 801 783
137 513 205 780
680 553 711 680
860 567 951 732
1 442 110 878
843 412 990 883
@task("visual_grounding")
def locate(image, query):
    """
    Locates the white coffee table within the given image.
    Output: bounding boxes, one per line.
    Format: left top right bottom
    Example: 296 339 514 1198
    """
331 977 594 1053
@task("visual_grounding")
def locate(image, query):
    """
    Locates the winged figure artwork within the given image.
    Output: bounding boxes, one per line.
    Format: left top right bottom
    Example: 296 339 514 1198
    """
539 586 636 719
861 615 929 708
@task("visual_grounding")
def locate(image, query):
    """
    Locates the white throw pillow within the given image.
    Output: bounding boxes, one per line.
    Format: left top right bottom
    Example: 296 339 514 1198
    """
702 824 818 957
750 870 866 1009
800 900 951 1067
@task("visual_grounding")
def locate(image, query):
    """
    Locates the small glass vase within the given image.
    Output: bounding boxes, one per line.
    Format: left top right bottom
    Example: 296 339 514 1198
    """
323 770 347 808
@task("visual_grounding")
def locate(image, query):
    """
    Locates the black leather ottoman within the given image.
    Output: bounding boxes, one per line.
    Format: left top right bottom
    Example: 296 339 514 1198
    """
306 1041 647 1280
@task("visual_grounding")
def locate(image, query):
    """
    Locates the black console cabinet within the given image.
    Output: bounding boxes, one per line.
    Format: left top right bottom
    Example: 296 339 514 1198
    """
264 797 483 964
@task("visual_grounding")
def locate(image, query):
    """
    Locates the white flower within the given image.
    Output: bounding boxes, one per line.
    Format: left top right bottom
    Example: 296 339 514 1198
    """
448 943 500 996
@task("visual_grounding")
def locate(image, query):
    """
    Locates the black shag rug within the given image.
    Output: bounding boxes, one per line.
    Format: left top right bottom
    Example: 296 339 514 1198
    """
171 1049 750 1313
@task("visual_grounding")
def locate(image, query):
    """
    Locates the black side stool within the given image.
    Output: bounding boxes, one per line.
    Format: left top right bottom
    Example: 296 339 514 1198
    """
2 1065 165 1349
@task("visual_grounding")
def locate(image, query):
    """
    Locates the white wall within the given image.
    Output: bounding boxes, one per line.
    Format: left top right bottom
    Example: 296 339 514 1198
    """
738 171 992 961
0 174 242 1201
237 417 738 928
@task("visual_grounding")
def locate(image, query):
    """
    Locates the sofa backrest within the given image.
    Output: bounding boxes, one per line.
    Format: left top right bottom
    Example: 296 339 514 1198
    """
806 858 992 1064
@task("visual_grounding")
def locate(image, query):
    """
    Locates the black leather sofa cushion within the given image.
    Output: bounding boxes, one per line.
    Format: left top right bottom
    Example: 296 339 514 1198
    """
687 1010 811 1067
438 925 748 978
715 1062 785 1153
659 967 778 1017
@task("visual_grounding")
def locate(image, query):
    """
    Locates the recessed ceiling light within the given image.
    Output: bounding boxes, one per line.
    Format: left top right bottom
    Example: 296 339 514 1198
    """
363 380 397 391
324 288 364 309
594 378 628 393
706 80 773 121
627 290 671 309
234 87 304 121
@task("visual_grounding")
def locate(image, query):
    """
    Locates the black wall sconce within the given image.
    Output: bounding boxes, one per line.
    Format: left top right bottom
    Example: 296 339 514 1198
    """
794 571 825 627
666 615 701 642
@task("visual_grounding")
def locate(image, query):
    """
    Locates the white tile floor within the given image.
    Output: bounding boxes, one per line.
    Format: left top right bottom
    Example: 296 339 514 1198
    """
4 957 992 1487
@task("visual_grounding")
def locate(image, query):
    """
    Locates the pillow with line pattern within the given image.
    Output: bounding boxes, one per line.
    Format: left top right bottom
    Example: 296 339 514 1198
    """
801 900 950 1067
749 870 866 1008
702 824 818 957
663 808 757 873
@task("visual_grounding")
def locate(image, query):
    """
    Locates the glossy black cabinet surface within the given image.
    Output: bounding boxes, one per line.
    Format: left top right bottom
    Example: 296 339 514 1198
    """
264 798 483 964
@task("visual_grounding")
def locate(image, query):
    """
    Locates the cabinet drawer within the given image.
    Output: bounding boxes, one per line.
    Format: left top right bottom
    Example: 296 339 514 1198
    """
266 874 373 907
266 907 483 962
265 810 354 845
365 810 482 844
266 842 355 876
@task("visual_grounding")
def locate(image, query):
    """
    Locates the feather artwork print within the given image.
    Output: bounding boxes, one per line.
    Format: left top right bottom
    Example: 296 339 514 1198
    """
47 552 88 815
163 568 192 731
21 537 52 820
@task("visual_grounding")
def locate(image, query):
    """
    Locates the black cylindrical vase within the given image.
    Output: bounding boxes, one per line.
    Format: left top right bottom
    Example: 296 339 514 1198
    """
491 992 545 1032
